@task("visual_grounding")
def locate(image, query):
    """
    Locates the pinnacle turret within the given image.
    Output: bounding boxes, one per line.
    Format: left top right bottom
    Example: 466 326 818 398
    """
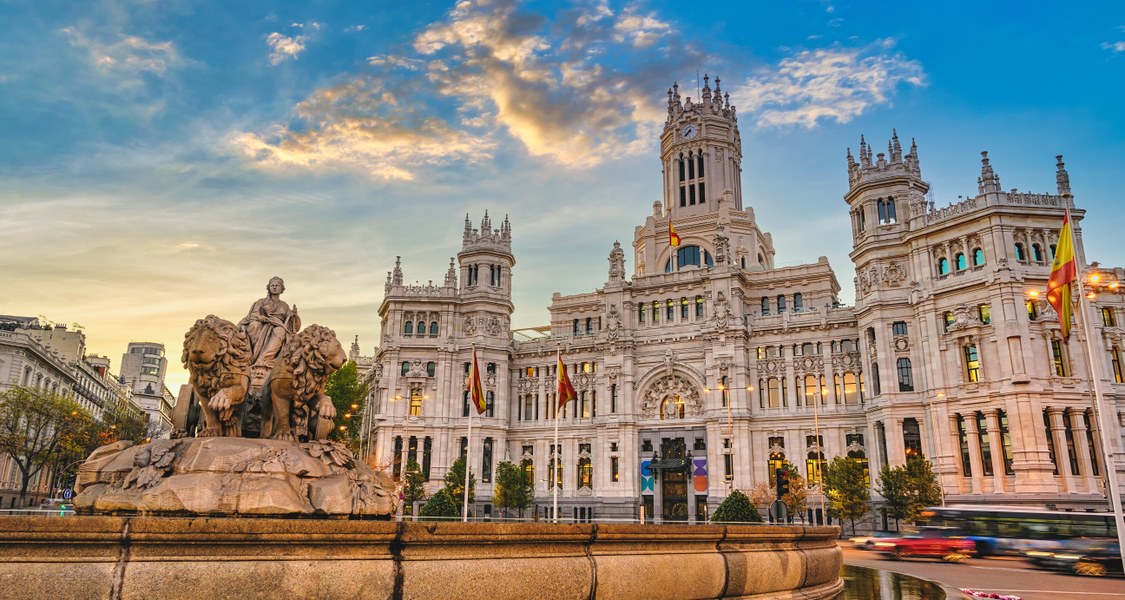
445 257 457 287
847 131 924 190
978 151 1001 194
1056 155 1071 196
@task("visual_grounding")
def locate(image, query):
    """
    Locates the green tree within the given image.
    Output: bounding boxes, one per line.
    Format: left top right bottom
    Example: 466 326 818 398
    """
402 459 427 515
904 455 943 521
877 464 911 531
324 361 369 452
823 456 871 536
711 490 763 523
0 387 91 502
443 456 476 515
783 469 809 524
493 460 534 519
419 488 459 520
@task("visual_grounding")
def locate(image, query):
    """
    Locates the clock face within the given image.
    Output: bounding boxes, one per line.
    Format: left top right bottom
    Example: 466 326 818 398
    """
681 124 697 139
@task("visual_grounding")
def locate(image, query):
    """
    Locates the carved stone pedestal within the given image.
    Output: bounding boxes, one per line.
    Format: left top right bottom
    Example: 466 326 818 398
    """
74 437 395 518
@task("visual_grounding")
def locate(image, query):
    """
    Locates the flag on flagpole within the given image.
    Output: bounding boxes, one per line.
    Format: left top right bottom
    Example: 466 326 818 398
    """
556 352 577 409
669 220 681 247
1047 213 1077 342
467 348 487 414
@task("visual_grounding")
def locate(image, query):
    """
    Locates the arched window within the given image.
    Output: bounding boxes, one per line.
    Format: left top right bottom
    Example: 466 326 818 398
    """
1032 244 1043 262
877 198 886 223
1015 243 1026 262
585 317 593 334
660 395 685 419
740 257 747 269
885 197 896 223
426 361 436 377
401 361 410 376
680 297 689 319
666 299 675 321
955 253 967 270
777 295 787 313
404 321 413 336
666 245 714 271
896 358 914 392
416 321 426 336
972 248 985 267
761 297 770 315
1049 244 1057 259
937 258 950 275
429 321 439 336
695 296 705 318
793 293 803 312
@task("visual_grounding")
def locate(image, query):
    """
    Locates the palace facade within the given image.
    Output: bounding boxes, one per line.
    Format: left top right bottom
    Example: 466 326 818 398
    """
362 77 1125 525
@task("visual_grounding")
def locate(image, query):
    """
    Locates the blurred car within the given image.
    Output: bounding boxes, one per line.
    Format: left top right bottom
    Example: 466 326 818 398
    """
873 526 976 562
1024 539 1122 577
848 531 897 550
38 498 74 513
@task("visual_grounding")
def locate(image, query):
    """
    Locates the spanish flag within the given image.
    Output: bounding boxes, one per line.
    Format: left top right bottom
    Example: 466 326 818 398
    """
669 220 681 247
467 348 487 414
557 352 577 409
1046 214 1077 342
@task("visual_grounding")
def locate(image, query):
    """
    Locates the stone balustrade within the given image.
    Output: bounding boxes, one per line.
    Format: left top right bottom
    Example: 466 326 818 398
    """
0 517 842 600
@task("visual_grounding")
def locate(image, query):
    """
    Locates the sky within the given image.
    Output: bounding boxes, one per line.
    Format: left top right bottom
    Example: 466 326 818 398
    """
2 0 1124 392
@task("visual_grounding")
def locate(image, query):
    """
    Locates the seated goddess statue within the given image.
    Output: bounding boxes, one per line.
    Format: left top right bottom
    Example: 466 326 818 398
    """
240 276 300 390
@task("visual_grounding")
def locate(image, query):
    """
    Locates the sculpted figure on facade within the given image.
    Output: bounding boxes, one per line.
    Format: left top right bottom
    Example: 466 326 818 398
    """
240 276 301 391
608 241 626 282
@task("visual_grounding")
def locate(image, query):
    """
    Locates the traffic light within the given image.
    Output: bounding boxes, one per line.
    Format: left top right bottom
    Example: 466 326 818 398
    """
775 467 790 497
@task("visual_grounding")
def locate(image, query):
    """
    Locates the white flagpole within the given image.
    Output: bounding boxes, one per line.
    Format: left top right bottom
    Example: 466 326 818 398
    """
463 409 473 523
1066 198 1125 573
463 346 476 523
553 347 561 523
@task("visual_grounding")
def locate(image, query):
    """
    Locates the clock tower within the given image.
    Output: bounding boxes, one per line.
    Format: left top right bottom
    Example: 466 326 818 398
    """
660 75 745 219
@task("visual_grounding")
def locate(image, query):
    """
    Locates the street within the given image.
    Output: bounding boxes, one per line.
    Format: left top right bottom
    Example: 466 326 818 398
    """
842 546 1125 600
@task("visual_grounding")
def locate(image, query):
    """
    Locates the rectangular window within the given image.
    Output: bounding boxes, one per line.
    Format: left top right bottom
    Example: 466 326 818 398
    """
578 443 592 489
695 296 704 318
1113 349 1124 384
1051 340 1068 376
1026 300 1038 320
652 301 659 323
892 321 908 336
666 300 675 321
1064 411 1080 476
1083 411 1101 476
410 387 423 416
964 345 981 382
976 412 993 476
482 437 493 483
1102 307 1117 327
978 304 991 325
423 437 432 479
1043 411 1058 475
638 304 645 324
610 384 618 413
611 456 619 482
998 411 1014 475
681 298 689 319
944 311 955 331
957 415 972 476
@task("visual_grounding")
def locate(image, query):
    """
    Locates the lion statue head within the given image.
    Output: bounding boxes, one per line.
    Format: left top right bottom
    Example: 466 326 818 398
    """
278 324 347 400
182 315 251 397
181 315 252 437
263 324 346 440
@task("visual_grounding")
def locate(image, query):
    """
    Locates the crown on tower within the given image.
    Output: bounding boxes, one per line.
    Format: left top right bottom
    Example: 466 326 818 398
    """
666 74 737 125
847 130 921 188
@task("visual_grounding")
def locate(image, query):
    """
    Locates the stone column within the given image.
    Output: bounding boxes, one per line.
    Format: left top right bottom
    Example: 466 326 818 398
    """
963 414 984 495
1071 411 1097 493
887 418 906 467
1049 408 1075 492
985 410 1008 493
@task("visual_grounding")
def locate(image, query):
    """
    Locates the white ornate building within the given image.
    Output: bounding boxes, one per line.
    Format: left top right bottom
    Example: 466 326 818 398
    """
364 76 1125 525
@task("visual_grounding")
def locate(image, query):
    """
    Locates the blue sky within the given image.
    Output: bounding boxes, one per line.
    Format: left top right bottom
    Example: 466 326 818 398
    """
2 0 1124 390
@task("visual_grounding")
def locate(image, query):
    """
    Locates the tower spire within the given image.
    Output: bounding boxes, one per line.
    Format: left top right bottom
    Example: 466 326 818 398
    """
978 151 1001 194
1056 155 1071 196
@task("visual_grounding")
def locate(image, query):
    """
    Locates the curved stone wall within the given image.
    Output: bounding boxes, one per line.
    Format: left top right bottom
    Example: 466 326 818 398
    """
0 517 842 600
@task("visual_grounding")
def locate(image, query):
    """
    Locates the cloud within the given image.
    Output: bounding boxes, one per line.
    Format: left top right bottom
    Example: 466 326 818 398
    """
266 32 306 65
230 77 495 181
730 41 925 128
612 6 672 48
236 0 701 178
1103 41 1125 53
346 25 367 33
61 26 182 76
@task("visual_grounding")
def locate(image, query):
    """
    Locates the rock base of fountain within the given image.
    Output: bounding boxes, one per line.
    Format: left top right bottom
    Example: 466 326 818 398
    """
73 437 394 518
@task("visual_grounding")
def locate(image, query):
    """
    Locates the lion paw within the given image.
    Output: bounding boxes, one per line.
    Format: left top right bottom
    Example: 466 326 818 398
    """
270 432 297 442
198 427 222 437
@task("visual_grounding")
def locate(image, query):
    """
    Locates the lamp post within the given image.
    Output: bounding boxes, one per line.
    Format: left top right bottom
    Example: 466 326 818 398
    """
1073 261 1125 574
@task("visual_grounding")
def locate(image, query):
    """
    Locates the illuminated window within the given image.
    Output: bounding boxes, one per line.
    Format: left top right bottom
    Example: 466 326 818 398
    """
1026 300 1038 320
695 296 705 318
944 311 955 331
1112 349 1124 384
976 412 993 476
964 344 981 382
1051 339 1068 377
1102 307 1117 327
978 304 991 325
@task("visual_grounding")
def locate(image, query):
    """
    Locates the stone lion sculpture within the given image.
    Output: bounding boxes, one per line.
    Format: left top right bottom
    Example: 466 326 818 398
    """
261 324 347 441
181 315 252 437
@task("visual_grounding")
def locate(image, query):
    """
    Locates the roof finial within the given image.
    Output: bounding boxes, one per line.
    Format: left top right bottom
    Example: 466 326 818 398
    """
1056 154 1071 196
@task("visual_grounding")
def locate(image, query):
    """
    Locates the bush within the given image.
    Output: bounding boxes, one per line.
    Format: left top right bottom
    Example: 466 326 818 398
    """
419 488 459 519
711 490 763 523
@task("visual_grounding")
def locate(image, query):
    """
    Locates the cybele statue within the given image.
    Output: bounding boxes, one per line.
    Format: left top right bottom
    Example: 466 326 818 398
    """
72 278 395 518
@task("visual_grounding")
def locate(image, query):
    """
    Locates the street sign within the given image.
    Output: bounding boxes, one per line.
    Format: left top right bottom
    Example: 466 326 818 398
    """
63 488 73 500
769 499 787 523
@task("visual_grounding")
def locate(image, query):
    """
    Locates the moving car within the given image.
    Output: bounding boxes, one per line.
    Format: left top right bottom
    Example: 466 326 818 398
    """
1024 539 1123 577
848 531 897 550
873 526 976 562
